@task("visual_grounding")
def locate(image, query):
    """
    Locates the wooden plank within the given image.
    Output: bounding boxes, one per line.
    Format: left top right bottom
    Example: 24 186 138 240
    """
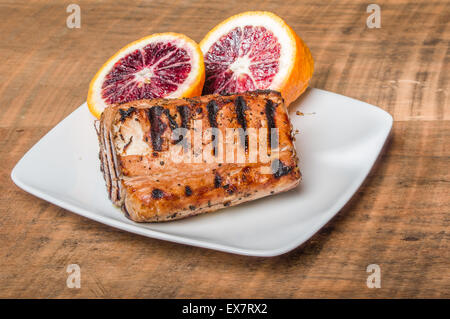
0 0 448 298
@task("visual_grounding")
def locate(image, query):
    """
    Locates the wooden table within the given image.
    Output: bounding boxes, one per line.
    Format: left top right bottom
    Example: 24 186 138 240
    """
0 0 448 298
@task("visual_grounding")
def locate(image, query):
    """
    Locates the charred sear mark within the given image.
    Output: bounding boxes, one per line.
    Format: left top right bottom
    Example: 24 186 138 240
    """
177 105 191 129
151 188 165 199
214 173 222 188
189 205 196 211
147 106 167 152
123 136 133 152
207 100 219 155
163 108 178 132
119 107 136 122
206 100 219 128
272 159 293 178
265 99 278 149
223 201 231 207
235 96 248 151
185 186 192 196
176 105 191 147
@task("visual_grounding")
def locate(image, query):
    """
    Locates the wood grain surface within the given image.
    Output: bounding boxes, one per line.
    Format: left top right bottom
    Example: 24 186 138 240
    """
0 0 448 298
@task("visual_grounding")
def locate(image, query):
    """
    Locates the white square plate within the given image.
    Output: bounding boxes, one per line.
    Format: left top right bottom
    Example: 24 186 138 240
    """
11 88 392 257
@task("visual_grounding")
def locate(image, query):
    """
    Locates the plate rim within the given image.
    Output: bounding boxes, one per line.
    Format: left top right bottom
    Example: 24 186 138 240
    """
10 88 393 257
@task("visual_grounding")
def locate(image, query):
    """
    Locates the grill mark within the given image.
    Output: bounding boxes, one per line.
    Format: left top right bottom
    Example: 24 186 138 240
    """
206 100 219 127
206 100 219 156
265 99 278 149
163 108 178 131
177 105 191 129
176 105 191 147
119 107 136 122
272 159 293 178
163 108 180 144
235 96 248 151
147 106 167 152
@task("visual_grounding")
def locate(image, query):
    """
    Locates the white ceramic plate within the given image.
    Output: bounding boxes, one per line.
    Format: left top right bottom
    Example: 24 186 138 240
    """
11 88 392 257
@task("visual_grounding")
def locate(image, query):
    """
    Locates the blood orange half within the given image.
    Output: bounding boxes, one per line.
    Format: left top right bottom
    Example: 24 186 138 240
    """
87 33 205 118
200 11 313 106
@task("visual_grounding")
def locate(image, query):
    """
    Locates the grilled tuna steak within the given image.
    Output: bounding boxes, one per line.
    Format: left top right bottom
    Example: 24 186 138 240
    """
97 90 301 222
